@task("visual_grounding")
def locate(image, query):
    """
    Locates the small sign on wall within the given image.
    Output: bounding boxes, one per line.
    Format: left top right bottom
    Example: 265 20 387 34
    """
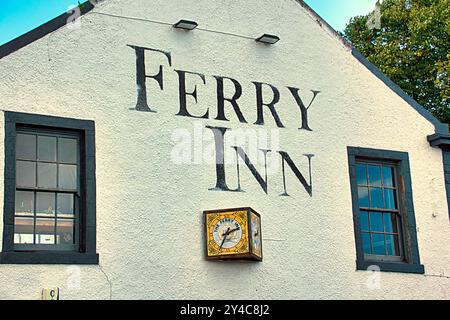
42 288 59 300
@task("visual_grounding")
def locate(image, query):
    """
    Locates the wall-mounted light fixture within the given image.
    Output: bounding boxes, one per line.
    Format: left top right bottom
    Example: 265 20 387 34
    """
173 19 198 30
255 34 280 45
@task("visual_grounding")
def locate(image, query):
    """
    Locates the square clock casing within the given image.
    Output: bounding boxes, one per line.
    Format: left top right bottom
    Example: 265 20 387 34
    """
204 207 262 261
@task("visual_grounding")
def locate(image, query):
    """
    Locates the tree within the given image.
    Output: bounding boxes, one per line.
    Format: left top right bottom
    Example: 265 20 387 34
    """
343 0 450 124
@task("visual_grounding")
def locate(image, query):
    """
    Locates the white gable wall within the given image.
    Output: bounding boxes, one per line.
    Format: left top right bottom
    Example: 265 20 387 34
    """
0 0 448 299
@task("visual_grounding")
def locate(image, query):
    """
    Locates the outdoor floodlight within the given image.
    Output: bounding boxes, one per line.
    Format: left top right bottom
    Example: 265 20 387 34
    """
255 34 280 44
173 19 198 30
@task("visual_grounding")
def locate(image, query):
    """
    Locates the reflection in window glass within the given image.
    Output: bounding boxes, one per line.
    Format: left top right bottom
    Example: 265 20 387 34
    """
35 218 55 245
56 219 75 245
362 233 371 254
360 211 369 231
370 212 383 232
16 161 36 187
356 164 367 185
382 166 395 187
15 191 34 216
37 136 57 162
386 234 400 256
384 214 393 233
358 187 369 207
372 233 385 255
36 192 55 217
14 217 34 244
58 138 77 163
384 189 397 209
370 187 383 208
16 134 36 160
57 193 74 217
58 164 77 190
368 165 382 186
37 163 57 188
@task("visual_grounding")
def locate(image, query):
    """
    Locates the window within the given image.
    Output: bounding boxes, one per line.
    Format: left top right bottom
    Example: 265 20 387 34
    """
347 147 424 274
15 130 79 250
1 112 98 264
356 161 403 260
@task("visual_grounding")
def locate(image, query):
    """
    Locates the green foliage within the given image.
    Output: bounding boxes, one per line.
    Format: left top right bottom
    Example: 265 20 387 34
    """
343 0 450 124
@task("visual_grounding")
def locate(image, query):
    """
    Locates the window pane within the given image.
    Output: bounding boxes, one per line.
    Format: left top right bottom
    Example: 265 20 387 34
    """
57 193 74 218
37 136 57 162
58 164 77 190
36 192 55 217
362 232 371 254
386 234 401 256
16 134 36 160
356 164 367 185
369 187 383 208
37 163 57 188
15 191 34 216
368 165 382 186
372 233 385 255
16 161 36 187
358 187 369 207
384 213 399 233
56 219 75 245
58 138 77 163
360 211 369 231
383 189 397 210
57 193 75 218
382 166 395 188
370 212 383 232
35 218 55 245
14 217 34 244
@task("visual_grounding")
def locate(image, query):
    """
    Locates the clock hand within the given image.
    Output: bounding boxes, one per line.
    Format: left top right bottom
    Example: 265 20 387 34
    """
220 227 231 249
221 227 231 237
226 227 240 235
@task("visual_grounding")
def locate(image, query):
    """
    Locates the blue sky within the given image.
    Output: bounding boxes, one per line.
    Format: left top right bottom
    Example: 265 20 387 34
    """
0 0 378 45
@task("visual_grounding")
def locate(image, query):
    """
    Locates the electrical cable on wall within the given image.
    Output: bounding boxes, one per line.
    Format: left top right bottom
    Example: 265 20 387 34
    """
90 11 255 40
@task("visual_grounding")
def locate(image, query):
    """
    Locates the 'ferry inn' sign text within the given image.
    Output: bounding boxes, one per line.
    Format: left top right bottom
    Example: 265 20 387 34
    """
129 45 321 197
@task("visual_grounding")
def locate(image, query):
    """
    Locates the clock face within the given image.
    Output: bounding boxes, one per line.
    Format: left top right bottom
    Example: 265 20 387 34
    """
205 210 249 257
212 218 243 249
250 212 262 258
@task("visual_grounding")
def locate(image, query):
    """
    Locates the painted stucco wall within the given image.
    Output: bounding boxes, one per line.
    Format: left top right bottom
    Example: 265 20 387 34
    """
0 0 448 299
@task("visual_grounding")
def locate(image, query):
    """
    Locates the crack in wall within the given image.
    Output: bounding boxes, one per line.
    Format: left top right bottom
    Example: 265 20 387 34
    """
99 264 113 300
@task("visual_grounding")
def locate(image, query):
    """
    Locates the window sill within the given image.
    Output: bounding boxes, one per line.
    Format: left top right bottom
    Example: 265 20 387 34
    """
357 260 424 274
0 251 99 265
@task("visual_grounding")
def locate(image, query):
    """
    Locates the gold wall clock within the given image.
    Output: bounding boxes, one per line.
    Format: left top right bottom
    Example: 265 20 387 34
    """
204 207 262 261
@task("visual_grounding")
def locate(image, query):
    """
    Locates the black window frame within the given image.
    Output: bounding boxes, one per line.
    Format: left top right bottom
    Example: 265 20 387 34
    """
347 147 424 274
14 127 81 251
441 146 450 219
356 159 405 262
428 133 450 219
1 111 98 264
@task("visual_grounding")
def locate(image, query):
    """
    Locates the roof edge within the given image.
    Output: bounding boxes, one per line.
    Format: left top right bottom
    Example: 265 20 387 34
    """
428 133 450 148
352 49 449 134
294 0 353 50
0 1 94 60
294 0 448 135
